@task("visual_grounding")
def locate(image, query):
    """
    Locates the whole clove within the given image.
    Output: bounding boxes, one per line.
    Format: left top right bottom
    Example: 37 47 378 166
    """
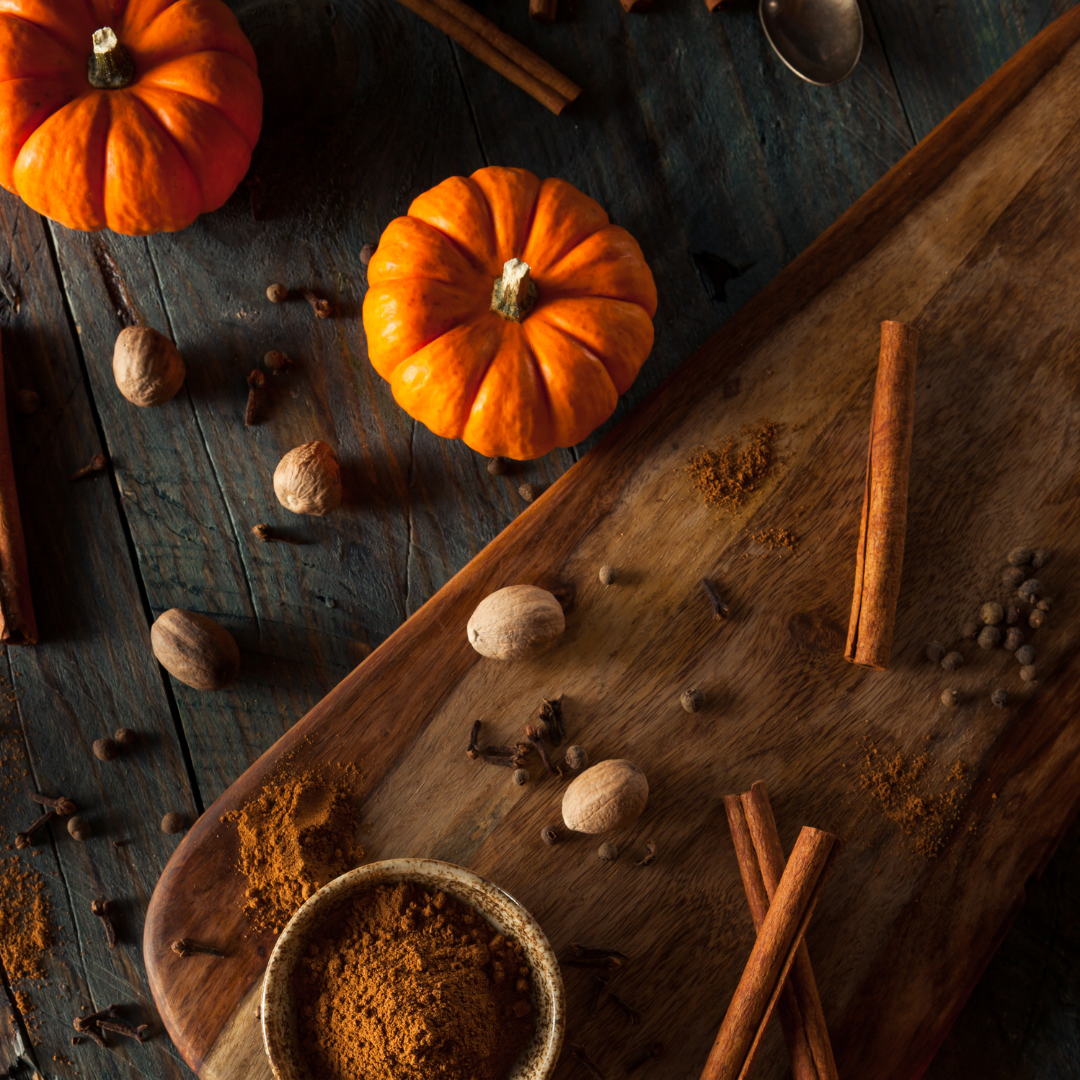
537 695 566 745
97 1019 150 1042
69 454 107 482
625 1042 664 1073
91 899 117 948
245 369 265 426
700 578 729 619
570 1043 606 1079
252 523 303 545
299 287 332 319
466 720 481 760
29 791 76 816
525 724 558 775
482 746 527 768
172 938 225 958
608 990 643 1025
15 809 56 848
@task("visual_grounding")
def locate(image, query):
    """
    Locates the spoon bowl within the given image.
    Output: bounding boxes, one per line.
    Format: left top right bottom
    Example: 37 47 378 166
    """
760 0 864 85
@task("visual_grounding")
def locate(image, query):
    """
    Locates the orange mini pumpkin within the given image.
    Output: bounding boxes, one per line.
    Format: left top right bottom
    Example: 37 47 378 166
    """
0 0 262 235
363 167 658 460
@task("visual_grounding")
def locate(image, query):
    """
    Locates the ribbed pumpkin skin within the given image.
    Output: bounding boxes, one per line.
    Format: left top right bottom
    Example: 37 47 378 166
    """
363 167 658 461
0 0 263 235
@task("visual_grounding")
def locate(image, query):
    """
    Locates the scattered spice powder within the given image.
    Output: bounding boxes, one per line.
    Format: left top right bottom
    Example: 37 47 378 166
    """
686 418 782 514
223 765 364 934
0 856 55 1031
860 743 968 858
750 526 799 555
294 882 534 1080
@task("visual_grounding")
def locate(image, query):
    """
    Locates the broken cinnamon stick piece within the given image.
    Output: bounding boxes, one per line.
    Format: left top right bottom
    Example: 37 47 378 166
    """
529 0 557 20
735 782 839 1080
698 826 837 1080
844 320 918 669
0 330 37 643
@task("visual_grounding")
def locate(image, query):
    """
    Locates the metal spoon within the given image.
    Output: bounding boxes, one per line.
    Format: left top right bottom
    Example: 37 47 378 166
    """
759 0 863 85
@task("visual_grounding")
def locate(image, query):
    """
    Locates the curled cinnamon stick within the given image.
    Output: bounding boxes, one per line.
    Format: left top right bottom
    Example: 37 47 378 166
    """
844 320 918 669
725 783 839 1080
699 826 837 1080
392 0 580 114
0 331 36 644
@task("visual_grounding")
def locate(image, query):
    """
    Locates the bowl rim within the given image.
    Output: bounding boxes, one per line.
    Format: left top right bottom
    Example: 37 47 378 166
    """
261 857 565 1080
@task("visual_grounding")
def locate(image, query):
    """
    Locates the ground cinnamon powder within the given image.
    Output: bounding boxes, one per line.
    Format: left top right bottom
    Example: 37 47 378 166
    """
686 418 782 513
294 882 534 1080
0 855 54 1031
224 766 363 934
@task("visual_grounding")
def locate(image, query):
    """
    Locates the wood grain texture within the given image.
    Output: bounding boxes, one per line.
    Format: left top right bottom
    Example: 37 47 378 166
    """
141 11 1080 1080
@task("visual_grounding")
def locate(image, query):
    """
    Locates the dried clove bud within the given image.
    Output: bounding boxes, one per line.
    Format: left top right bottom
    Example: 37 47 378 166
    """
172 938 225 958
266 283 288 303
466 719 481 760
252 523 303 545
608 990 643 1025
15 809 56 848
29 791 76 816
537 696 566 746
569 1044 605 1080
525 724 558 774
91 899 117 948
700 578 729 620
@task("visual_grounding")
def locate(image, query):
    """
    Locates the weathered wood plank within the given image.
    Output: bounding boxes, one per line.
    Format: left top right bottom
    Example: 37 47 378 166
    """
0 193 197 1080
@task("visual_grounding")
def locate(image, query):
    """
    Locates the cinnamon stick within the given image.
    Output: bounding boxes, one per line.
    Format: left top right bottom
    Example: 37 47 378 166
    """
529 0 558 21
699 826 837 1080
392 0 580 114
729 783 839 1080
844 320 918 669
0 331 36 644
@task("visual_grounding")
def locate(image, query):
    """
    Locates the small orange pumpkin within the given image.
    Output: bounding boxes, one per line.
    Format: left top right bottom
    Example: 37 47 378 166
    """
0 0 263 235
363 167 658 460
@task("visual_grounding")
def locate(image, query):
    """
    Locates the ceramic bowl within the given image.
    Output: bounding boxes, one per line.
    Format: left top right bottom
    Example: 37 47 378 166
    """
261 858 565 1080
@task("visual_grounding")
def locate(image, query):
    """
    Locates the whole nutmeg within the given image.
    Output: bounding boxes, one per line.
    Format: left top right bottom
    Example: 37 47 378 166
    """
681 688 705 713
161 811 186 835
112 326 186 407
114 727 137 747
93 737 118 761
598 841 619 862
67 816 91 842
466 585 565 661
562 759 648 834
151 608 240 691
274 441 342 516
563 745 588 772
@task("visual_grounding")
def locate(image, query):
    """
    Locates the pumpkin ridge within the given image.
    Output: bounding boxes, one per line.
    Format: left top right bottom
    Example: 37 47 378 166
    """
0 12 86 61
392 216 490 280
528 313 622 387
518 179 544 262
518 331 557 441
130 81 252 151
124 88 204 202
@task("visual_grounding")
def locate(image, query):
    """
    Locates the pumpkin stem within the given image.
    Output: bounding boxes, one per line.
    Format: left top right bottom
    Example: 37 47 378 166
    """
87 27 135 89
490 258 538 322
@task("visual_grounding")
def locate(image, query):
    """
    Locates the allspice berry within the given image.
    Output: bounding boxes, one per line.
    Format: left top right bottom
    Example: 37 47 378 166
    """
563 745 588 772
1018 578 1043 603
1015 644 1037 666
977 626 1001 650
93 737 118 762
1020 664 1038 682
113 727 137 747
263 350 291 373
925 641 946 663
598 565 616 586
1005 604 1021 625
1030 549 1050 569
1028 608 1047 629
598 841 619 862
151 608 240 691
991 689 1009 708
680 688 705 713
1036 597 1053 612
941 651 965 671
466 585 565 661
540 825 559 846
980 602 1004 626
15 389 39 415
161 811 185 835
941 689 959 707
512 768 529 786
112 326 186 407
961 621 980 640
1006 547 1032 566
266 283 288 303
1002 567 1025 589
67 816 91 842
487 456 507 476
518 482 541 503
359 243 377 267
274 441 342 516
1003 627 1024 652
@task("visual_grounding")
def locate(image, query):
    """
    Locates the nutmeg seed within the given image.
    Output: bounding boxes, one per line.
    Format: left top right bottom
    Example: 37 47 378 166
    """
562 759 648 834
151 608 240 691
112 326 186 407
466 585 565 661
273 441 342 516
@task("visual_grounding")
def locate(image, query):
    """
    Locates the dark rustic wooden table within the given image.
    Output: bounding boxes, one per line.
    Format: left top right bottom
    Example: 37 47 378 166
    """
0 0 1077 1077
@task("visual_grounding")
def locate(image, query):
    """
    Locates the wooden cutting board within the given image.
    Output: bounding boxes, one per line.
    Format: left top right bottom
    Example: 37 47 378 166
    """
145 10 1080 1079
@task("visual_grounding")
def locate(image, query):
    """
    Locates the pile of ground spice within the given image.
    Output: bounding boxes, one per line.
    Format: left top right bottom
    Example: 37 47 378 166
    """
294 882 533 1080
860 743 967 858
686 418 782 514
223 766 363 934
0 856 55 1030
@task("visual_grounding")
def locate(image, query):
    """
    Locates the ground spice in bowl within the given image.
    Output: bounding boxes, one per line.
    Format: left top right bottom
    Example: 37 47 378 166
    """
292 881 534 1080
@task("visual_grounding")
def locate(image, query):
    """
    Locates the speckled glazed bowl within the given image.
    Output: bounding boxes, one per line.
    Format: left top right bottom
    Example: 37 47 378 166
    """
261 858 565 1080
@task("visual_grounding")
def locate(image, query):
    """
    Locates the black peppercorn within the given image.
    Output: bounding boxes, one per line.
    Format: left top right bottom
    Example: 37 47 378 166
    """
1015 644 1037 666
941 651 965 671
977 626 1001 650
1030 548 1050 569
925 641 946 663
991 689 1009 708
1006 547 1032 567
1018 578 1043 603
